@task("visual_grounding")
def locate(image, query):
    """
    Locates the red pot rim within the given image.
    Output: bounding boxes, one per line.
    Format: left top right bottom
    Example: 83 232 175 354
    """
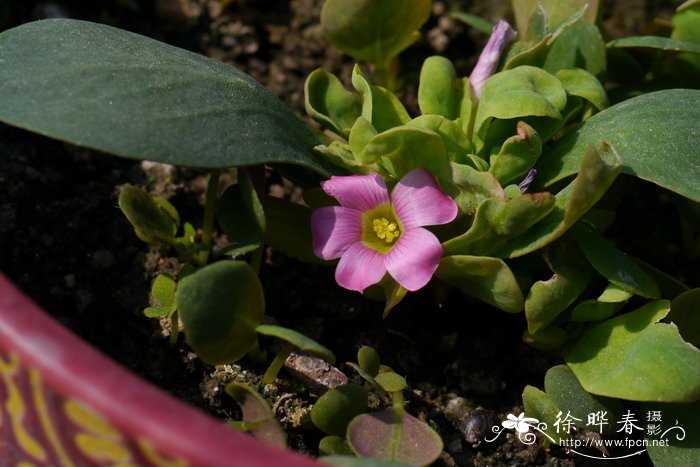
0 272 319 466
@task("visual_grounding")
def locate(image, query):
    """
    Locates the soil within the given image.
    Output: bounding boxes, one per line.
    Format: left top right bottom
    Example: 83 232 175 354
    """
0 1 689 465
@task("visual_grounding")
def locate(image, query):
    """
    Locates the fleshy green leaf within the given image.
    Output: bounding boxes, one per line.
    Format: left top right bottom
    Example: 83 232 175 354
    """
151 273 176 306
536 89 700 202
321 0 430 66
522 385 562 442
347 408 443 466
365 125 448 180
319 436 355 456
262 196 328 264
408 115 473 163
358 346 381 379
542 21 606 78
441 163 504 215
474 66 566 151
417 57 475 130
497 142 623 258
374 373 407 393
572 223 661 299
352 65 410 133
525 240 593 333
256 324 335 364
555 68 608 110
311 383 368 437
544 365 622 434
225 382 286 448
176 261 264 365
511 0 599 35
0 19 328 172
607 35 700 54
522 325 568 350
570 283 632 322
668 288 700 346
489 121 542 186
565 300 700 402
143 305 177 318
642 400 700 466
442 193 556 257
305 68 362 138
118 184 179 246
436 255 524 313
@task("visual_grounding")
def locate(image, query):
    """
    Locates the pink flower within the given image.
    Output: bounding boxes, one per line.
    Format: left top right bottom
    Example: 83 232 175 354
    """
469 20 517 98
311 168 458 293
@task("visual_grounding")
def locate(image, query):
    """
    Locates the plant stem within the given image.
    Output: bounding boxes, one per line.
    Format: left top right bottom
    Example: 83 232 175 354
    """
262 343 293 385
169 309 179 345
198 169 221 267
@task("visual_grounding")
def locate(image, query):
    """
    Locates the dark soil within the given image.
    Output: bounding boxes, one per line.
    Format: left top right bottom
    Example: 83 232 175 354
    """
1 1 688 465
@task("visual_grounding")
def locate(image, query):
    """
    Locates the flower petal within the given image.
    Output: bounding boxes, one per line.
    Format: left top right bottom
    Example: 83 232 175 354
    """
385 227 443 292
334 242 387 293
321 173 390 211
391 168 458 230
311 206 362 260
469 20 517 98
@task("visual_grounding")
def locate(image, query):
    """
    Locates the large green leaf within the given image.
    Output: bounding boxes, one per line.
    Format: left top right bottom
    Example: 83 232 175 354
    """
176 261 264 365
536 89 700 201
0 19 328 172
607 35 700 54
565 300 700 402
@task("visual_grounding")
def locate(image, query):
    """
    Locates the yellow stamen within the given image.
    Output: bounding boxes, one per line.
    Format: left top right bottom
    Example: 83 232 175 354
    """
372 217 401 243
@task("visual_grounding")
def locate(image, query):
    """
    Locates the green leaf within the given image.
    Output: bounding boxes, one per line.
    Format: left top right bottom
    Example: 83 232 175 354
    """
489 121 542 186
525 240 593 333
572 223 661 299
365 125 448 180
607 35 700 54
555 68 608 110
441 163 504 215
151 273 176 306
497 142 623 258
408 115 473 163
565 300 700 402
176 261 264 365
522 385 562 442
305 68 362 138
225 383 286 448
118 184 179 246
321 0 430 65
143 305 177 318
642 400 700 466
311 383 368 437
511 0 599 35
436 255 524 313
374 373 407 393
668 288 700 346
217 171 266 246
262 196 328 264
319 436 355 457
351 66 410 133
543 21 606 78
219 243 260 258
522 325 568 350
442 193 556 257
347 409 443 466
536 89 700 202
544 365 622 434
357 346 381 379
474 66 567 151
0 20 328 172
256 324 335 364
570 283 632 322
449 12 494 35
417 57 475 130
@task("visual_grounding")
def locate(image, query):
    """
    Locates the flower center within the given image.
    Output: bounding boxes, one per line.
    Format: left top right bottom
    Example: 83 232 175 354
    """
372 217 400 243
361 203 402 253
